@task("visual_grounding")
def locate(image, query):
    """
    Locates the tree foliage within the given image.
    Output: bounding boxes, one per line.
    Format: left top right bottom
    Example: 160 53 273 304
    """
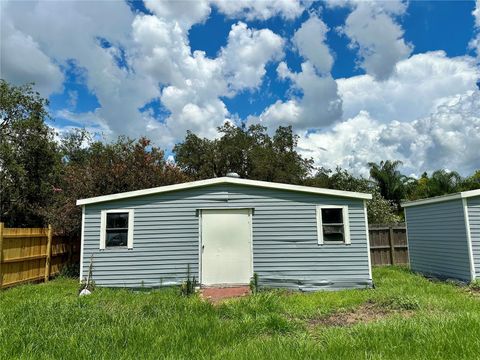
407 169 463 199
173 123 314 184
0 80 61 227
368 160 412 211
47 130 188 233
306 167 401 224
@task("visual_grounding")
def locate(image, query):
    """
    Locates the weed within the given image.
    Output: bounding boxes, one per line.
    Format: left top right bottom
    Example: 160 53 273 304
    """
469 279 480 291
180 264 197 296
250 272 259 294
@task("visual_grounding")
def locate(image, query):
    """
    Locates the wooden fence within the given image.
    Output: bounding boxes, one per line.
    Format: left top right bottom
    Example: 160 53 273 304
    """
369 223 408 266
0 223 79 289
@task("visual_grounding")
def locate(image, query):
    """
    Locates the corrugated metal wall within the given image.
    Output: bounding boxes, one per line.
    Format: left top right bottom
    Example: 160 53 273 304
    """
405 199 471 281
82 184 371 291
467 196 480 278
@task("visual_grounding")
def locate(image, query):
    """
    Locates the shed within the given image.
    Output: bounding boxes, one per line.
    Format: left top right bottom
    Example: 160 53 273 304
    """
76 176 373 291
402 189 480 282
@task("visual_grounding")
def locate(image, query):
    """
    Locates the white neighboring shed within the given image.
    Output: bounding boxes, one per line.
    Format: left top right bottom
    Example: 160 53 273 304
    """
402 189 480 282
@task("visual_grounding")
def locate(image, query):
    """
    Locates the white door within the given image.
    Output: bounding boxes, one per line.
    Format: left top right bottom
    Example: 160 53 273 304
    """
201 209 252 286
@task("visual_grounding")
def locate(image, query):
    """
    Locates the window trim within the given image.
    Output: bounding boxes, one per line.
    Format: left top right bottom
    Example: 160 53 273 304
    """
316 205 351 245
100 209 134 250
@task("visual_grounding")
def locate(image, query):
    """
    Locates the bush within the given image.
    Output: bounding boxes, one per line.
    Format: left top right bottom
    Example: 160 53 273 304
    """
59 263 79 278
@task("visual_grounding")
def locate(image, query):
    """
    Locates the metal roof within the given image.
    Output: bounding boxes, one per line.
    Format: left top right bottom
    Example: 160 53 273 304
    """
402 189 480 208
77 177 372 206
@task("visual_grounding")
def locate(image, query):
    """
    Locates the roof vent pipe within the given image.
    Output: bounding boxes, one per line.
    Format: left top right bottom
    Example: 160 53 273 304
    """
226 172 240 178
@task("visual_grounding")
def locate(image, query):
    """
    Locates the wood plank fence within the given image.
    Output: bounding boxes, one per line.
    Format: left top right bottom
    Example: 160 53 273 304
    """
0 223 79 289
369 223 408 266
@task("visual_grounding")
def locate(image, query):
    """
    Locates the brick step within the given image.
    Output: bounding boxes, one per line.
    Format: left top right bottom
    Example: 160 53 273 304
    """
200 286 251 303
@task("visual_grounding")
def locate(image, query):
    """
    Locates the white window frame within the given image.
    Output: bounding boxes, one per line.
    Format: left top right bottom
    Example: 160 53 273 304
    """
316 205 351 245
100 209 134 250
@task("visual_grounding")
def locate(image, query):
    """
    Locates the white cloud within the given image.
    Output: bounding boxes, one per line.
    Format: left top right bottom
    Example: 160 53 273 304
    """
470 0 480 57
256 61 342 130
293 15 333 74
145 0 304 26
55 109 108 131
220 22 284 92
338 51 479 122
254 99 302 126
1 0 161 138
212 0 304 20
299 111 390 177
144 0 211 30
474 0 480 27
339 0 413 80
299 90 480 177
298 52 480 176
131 15 285 143
255 13 342 131
0 20 64 96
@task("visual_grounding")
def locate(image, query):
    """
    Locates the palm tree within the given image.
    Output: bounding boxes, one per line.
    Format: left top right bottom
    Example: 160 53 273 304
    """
427 170 462 197
368 160 411 210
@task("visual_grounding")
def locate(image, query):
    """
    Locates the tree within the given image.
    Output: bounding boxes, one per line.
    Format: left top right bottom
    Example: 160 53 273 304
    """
47 132 189 234
306 167 401 224
368 160 411 210
173 124 313 184
427 169 462 196
462 170 480 191
171 130 218 179
0 80 62 227
406 170 467 200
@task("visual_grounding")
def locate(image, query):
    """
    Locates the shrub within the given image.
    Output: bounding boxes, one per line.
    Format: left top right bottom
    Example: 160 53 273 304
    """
59 263 79 278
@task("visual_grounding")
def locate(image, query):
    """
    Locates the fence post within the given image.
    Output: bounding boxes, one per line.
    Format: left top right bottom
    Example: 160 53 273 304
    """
0 222 4 288
388 225 395 265
44 224 53 282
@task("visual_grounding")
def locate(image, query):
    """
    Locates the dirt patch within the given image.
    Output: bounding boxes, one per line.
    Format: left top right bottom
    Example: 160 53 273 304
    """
200 286 251 304
468 288 480 298
309 301 414 328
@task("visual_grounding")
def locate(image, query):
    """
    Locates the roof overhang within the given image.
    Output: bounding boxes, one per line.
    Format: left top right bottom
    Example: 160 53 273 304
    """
76 177 372 206
402 189 480 208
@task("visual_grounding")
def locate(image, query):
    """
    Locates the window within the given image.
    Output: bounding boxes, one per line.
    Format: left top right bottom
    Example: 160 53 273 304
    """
100 209 134 249
316 206 350 245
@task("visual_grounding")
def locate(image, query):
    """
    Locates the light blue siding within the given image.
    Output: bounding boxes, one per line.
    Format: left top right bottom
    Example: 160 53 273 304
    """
467 196 480 278
82 184 371 291
405 199 472 281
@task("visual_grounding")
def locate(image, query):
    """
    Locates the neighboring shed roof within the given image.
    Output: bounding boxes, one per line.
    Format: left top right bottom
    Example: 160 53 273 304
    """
402 189 480 208
76 177 372 206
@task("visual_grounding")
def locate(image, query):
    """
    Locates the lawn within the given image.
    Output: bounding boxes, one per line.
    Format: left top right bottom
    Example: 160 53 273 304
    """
1 267 480 359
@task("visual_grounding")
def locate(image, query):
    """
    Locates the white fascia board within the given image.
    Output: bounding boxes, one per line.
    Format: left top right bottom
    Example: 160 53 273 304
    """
401 193 462 208
76 177 372 206
462 198 476 281
402 189 480 208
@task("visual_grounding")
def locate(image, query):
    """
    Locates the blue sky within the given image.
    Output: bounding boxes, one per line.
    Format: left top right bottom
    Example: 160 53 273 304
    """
1 0 479 176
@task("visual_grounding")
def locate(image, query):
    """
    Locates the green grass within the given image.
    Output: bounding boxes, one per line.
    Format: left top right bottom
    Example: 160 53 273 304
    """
1 267 480 359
